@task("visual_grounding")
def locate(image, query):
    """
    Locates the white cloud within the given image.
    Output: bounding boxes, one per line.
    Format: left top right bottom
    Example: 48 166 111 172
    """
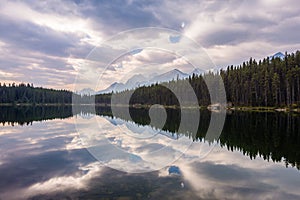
0 0 299 89
0 69 18 78
0 1 103 45
0 162 104 200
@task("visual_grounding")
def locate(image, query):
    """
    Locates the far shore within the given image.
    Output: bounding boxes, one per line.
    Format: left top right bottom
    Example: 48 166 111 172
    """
0 103 299 113
227 106 300 113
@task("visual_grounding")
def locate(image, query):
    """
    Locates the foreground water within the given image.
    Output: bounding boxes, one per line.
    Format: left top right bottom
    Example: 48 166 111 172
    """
0 106 300 199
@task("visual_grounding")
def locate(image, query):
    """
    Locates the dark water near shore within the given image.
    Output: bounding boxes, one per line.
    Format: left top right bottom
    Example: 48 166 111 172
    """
0 106 300 199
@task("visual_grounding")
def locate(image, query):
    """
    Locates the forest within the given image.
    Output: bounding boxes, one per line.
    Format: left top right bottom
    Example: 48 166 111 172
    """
96 51 300 107
1 50 300 107
221 51 300 107
0 83 75 105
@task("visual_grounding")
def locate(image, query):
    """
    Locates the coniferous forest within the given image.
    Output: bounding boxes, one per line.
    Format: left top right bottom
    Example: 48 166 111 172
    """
1 51 300 107
0 83 75 104
96 50 300 107
221 51 300 107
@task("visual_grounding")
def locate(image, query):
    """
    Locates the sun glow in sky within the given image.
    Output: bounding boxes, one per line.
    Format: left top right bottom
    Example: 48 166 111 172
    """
0 0 299 90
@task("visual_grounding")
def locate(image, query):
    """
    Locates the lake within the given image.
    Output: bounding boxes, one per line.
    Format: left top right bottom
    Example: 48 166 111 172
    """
0 106 300 199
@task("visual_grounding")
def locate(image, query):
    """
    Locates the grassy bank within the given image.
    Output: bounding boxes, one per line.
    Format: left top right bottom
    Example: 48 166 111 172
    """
0 103 73 106
1 103 299 113
228 106 300 113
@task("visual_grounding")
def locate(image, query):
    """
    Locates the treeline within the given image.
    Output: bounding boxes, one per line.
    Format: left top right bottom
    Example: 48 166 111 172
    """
221 51 300 106
95 73 219 106
0 83 75 104
95 51 300 107
1 51 300 107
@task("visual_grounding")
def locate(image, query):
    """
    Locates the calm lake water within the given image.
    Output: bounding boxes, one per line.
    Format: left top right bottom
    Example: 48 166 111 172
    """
0 106 300 199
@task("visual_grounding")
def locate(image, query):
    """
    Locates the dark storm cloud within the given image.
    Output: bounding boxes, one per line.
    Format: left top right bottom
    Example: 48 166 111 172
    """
202 30 251 47
77 0 161 33
265 20 300 44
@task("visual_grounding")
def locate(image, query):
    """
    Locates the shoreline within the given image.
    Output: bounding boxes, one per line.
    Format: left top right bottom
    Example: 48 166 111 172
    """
0 103 299 113
227 106 300 113
0 103 73 106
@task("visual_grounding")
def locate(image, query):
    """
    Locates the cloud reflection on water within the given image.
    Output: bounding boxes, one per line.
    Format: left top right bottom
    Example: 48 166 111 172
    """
0 116 299 199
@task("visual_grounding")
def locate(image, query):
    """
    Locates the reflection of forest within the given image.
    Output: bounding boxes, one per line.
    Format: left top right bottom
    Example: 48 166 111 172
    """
221 111 300 170
99 107 300 169
1 106 299 170
0 106 75 126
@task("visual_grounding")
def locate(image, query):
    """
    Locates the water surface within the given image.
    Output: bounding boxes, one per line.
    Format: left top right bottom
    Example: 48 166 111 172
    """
0 106 300 199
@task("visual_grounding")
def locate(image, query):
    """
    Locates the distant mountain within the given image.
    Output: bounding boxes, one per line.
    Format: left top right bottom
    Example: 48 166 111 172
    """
98 82 125 94
269 52 285 60
78 88 96 96
97 77 145 94
149 69 189 83
97 68 204 94
124 74 147 88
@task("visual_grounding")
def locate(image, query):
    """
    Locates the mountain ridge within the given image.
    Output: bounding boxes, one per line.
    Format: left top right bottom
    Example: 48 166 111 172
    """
97 68 204 94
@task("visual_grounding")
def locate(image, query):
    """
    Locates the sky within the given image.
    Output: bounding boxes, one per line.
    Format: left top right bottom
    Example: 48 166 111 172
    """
0 0 299 91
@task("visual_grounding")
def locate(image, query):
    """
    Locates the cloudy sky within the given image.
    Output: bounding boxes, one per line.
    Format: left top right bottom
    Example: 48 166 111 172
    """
0 0 299 90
